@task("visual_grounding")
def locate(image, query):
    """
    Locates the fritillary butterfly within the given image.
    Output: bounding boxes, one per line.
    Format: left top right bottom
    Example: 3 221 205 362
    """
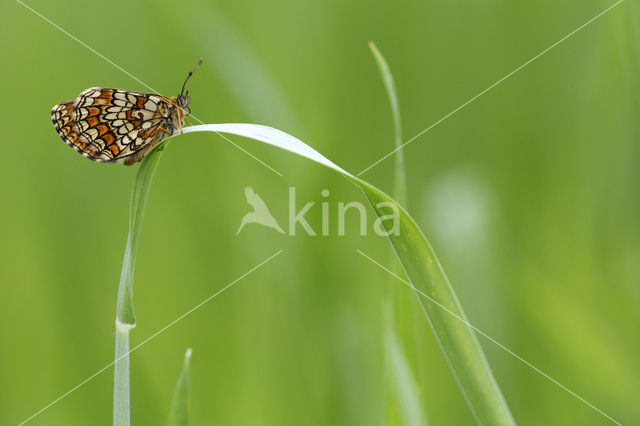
51 58 202 166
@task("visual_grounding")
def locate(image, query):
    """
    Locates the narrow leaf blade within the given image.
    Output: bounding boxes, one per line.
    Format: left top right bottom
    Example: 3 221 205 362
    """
178 123 514 424
168 348 193 426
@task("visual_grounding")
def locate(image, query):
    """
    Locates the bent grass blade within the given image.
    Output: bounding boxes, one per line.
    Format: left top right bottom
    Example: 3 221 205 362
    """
178 123 515 424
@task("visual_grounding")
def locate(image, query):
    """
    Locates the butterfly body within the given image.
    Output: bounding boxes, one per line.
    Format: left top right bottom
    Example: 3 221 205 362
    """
51 59 201 166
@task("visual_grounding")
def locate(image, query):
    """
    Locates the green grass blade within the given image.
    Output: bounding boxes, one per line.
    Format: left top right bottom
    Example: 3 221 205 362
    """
116 144 166 326
369 41 407 206
179 123 514 424
384 311 427 426
354 177 515 425
168 348 193 426
114 144 167 426
113 327 131 426
370 42 427 426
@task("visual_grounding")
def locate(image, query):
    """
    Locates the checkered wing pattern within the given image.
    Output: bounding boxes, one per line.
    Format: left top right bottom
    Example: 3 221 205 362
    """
52 99 107 161
51 88 182 165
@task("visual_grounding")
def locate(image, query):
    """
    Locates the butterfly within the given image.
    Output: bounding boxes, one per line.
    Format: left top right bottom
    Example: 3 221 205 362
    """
51 58 202 166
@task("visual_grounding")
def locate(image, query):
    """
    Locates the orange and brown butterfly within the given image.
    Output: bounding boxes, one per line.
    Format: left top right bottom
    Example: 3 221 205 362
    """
51 58 203 166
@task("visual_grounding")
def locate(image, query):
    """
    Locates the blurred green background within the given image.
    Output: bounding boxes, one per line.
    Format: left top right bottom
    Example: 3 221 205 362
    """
1 0 638 424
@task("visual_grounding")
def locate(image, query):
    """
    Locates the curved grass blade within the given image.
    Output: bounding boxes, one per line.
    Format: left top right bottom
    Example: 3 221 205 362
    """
369 41 407 206
179 123 515 424
355 177 515 425
370 41 427 426
114 143 167 426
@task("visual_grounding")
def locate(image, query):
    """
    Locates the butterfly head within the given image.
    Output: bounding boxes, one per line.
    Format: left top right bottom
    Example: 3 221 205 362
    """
178 91 191 114
178 58 203 116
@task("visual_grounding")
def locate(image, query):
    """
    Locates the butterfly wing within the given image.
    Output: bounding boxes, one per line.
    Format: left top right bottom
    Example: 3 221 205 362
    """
52 88 181 165
51 100 110 161
74 88 180 164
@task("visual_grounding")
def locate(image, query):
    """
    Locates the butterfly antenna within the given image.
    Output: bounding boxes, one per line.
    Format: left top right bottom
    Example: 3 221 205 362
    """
180 58 203 97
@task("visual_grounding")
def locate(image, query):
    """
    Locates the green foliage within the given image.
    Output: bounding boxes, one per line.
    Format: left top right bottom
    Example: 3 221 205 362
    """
369 42 407 207
3 2 636 424
114 144 167 426
168 349 193 426
370 41 427 426
355 178 515 425
180 123 514 424
116 144 167 327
